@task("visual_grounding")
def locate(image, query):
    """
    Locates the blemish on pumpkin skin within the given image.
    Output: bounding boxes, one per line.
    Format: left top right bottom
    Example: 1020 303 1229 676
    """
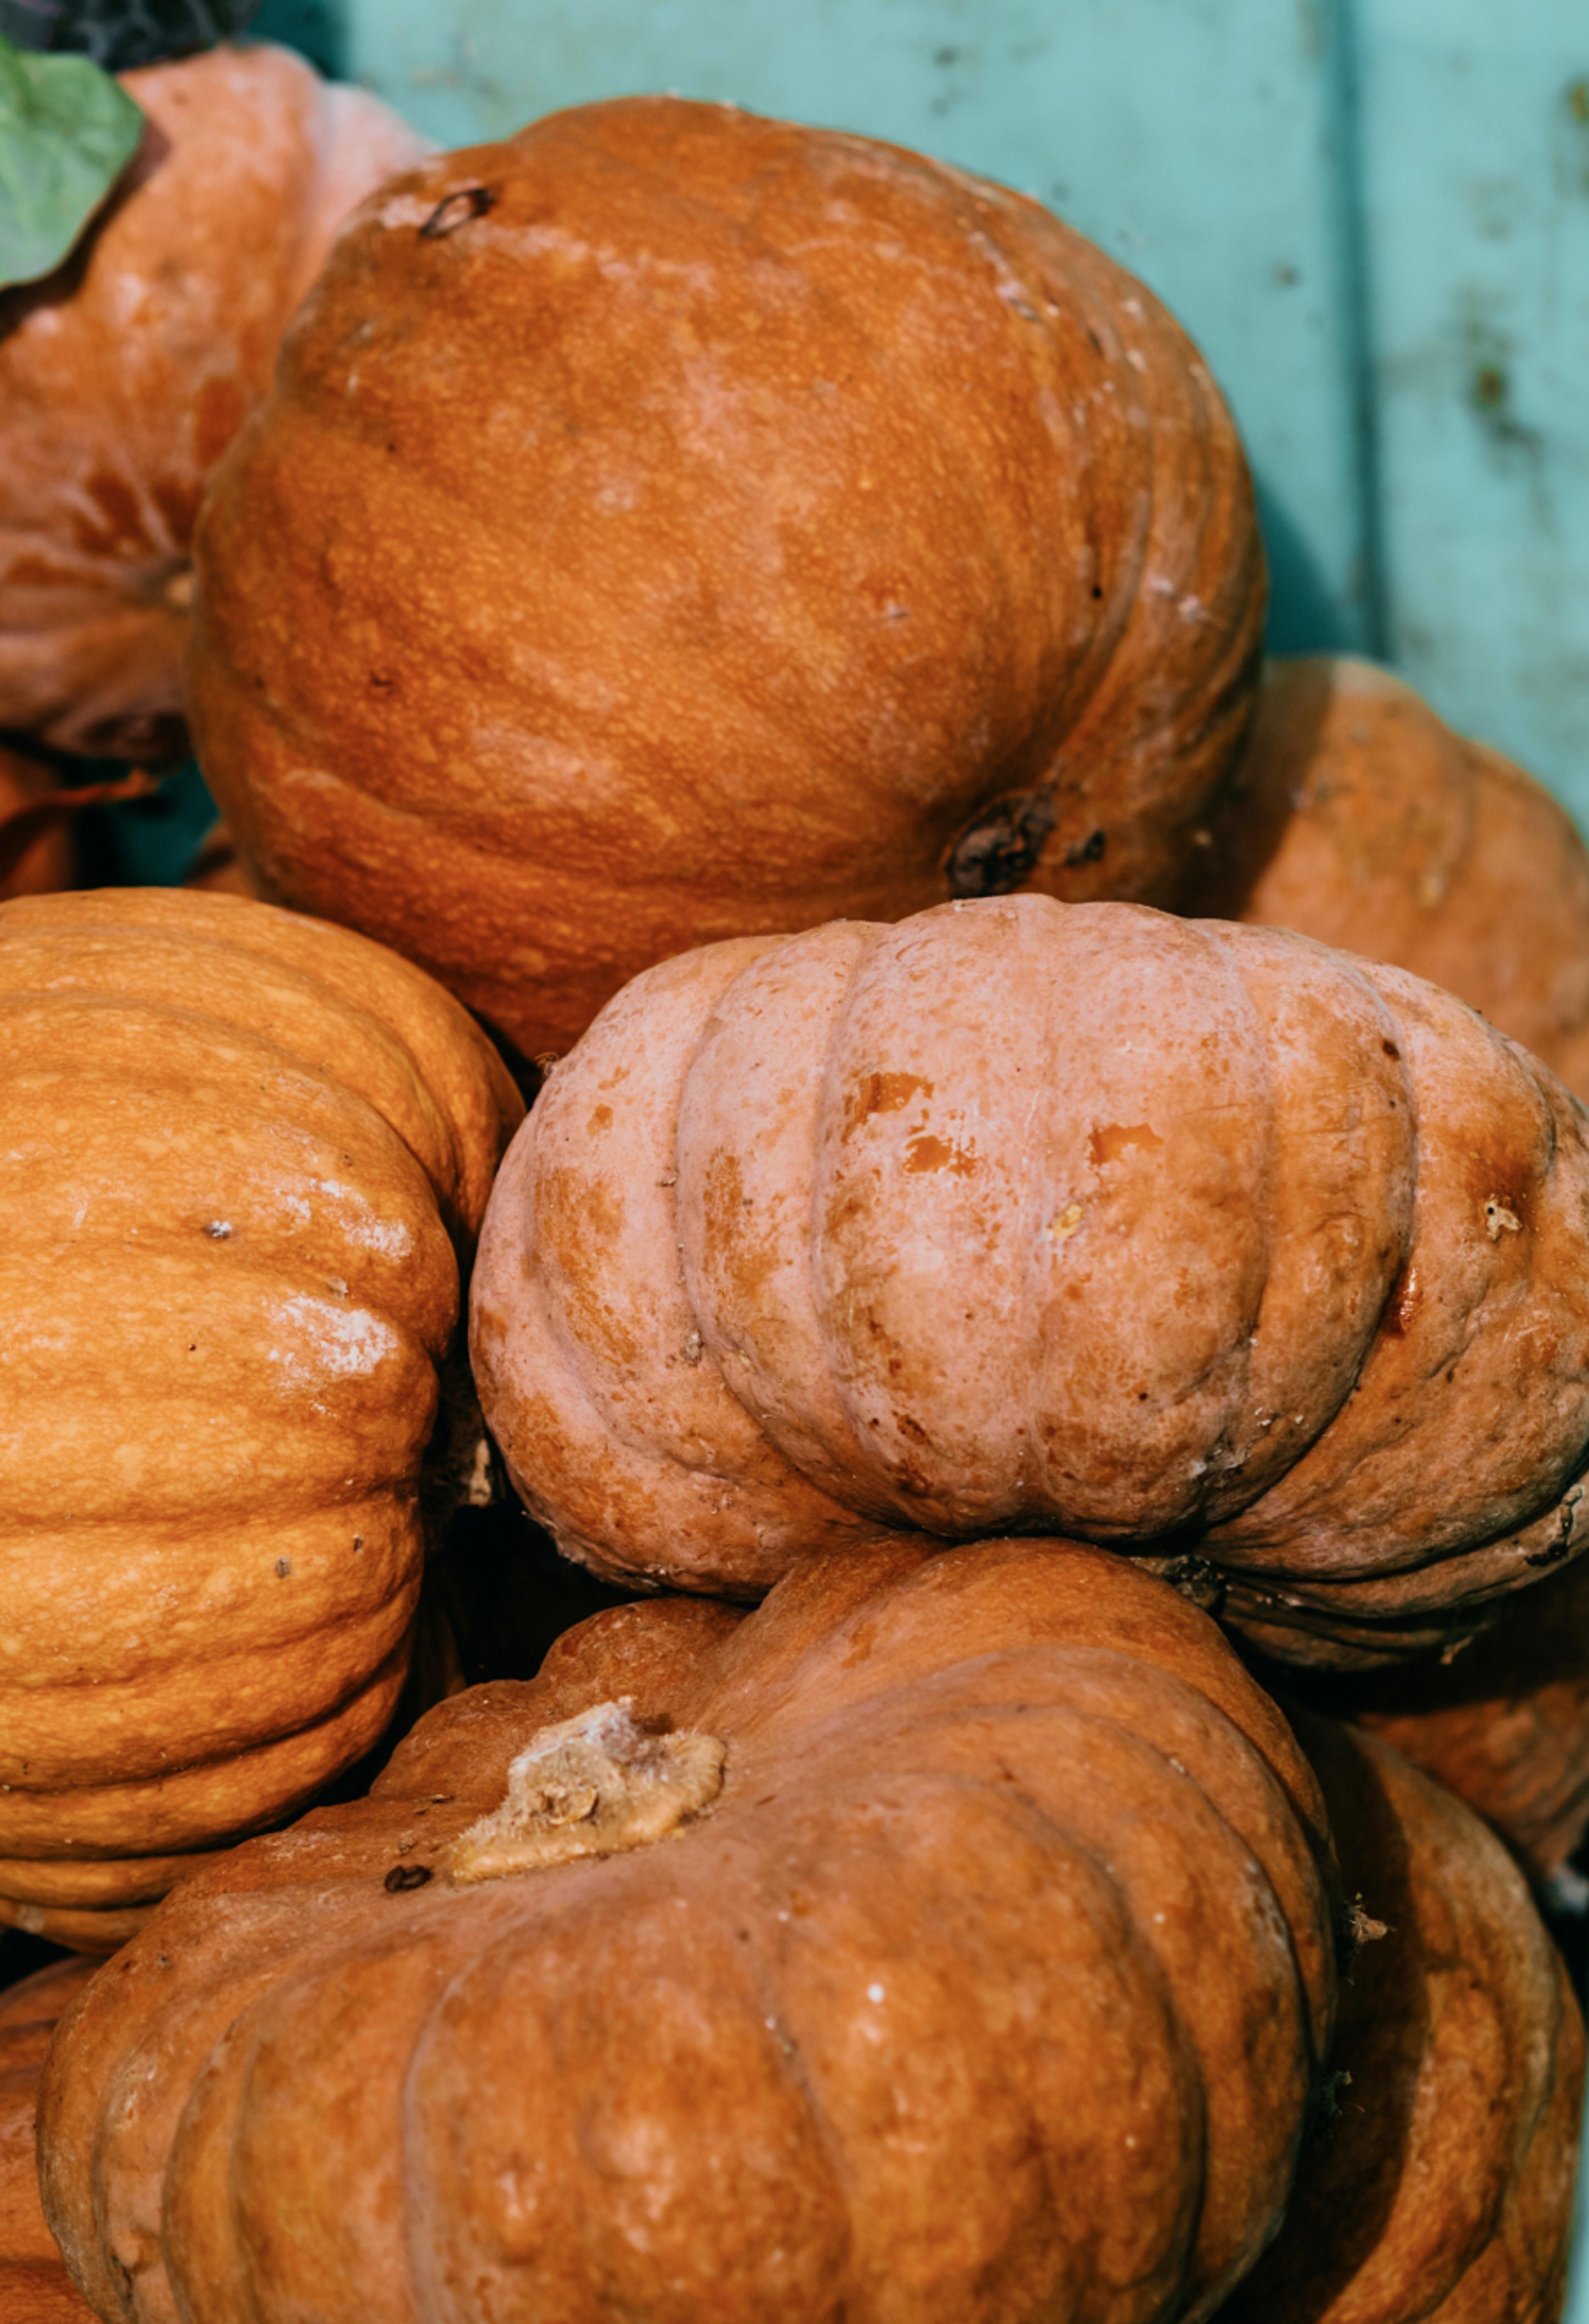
1088 1122 1164 1168
905 1132 976 1176
588 1103 613 1133
847 1071 934 1130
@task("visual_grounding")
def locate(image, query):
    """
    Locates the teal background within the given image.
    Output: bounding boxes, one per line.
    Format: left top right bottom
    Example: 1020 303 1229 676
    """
253 0 1589 832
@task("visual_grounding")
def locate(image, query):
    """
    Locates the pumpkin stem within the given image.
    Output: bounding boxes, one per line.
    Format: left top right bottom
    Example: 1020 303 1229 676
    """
444 1699 726 1884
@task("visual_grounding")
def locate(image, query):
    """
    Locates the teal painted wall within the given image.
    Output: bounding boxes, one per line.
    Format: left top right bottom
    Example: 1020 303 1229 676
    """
255 0 1589 822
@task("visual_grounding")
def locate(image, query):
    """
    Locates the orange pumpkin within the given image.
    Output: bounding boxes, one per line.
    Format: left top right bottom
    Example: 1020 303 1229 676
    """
0 42 427 762
1289 1556 1589 1894
1219 1717 1583 2323
1186 655 1589 1097
473 894 1589 1667
40 1537 1336 2323
0 1958 98 2324
0 888 521 1950
190 96 1263 1058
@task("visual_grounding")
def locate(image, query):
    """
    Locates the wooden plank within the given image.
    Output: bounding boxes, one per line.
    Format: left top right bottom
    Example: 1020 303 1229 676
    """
1358 0 1589 808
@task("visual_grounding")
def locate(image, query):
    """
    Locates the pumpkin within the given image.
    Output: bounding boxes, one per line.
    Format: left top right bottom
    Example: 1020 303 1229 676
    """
1185 655 1589 1098
0 887 521 1951
472 892 1589 1668
1292 1557 1589 1894
1218 1717 1583 2323
0 42 428 763
189 95 1264 1060
41 1535 1336 2324
0 1957 98 2324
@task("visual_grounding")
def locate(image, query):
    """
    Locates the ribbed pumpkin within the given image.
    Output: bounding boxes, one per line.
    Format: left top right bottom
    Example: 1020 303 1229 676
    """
0 888 521 1950
473 894 1589 1667
1219 1717 1583 2323
1303 1557 1589 1894
0 1959 97 2324
41 1538 1337 2324
1186 655 1589 1098
189 95 1263 1059
0 42 427 762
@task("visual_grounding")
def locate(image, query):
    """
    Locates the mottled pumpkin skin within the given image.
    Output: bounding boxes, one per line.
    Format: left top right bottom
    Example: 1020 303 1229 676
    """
1219 1718 1583 2324
473 894 1589 1668
0 43 427 762
0 1959 98 2324
0 889 521 1948
190 96 1263 1059
41 1538 1335 2324
1187 656 1589 1098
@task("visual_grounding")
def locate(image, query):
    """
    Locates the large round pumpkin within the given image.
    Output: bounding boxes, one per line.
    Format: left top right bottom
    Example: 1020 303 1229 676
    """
473 893 1589 1667
0 888 521 1950
0 42 427 762
0 1959 98 2324
1219 1716 1583 2324
41 1537 1336 2322
1186 655 1589 1097
189 95 1264 1059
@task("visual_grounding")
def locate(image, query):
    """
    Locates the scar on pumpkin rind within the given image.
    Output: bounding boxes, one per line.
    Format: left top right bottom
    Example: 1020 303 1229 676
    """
444 1699 727 1883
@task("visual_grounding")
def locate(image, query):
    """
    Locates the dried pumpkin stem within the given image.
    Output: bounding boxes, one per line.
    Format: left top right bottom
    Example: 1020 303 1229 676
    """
445 1699 726 1884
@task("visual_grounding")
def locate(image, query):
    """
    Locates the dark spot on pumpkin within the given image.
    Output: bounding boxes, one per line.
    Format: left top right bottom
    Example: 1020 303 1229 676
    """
904 1132 976 1176
275 1558 292 1578
588 1103 614 1132
1064 827 1107 867
897 1415 930 1445
847 1070 933 1129
1089 1121 1164 1168
420 185 498 239
384 1863 434 1892
370 673 396 690
1091 583 1104 599
1382 1039 1401 1060
946 789 1056 895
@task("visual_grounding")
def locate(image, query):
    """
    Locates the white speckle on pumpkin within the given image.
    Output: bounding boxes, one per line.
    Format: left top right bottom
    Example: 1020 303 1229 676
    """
867 1982 886 2004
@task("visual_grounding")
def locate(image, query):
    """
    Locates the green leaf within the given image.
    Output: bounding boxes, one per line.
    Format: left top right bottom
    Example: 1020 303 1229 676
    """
0 30 144 290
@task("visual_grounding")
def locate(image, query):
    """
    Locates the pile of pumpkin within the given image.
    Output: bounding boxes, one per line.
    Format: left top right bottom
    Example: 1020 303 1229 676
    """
5 34 1589 2324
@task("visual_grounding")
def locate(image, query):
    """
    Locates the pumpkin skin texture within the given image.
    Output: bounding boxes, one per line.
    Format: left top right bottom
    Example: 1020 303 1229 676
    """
189 95 1264 1059
1186 655 1589 1098
0 888 522 1948
1217 1718 1584 2324
472 893 1589 1668
0 43 429 762
0 1959 98 2324
40 1537 1337 2324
